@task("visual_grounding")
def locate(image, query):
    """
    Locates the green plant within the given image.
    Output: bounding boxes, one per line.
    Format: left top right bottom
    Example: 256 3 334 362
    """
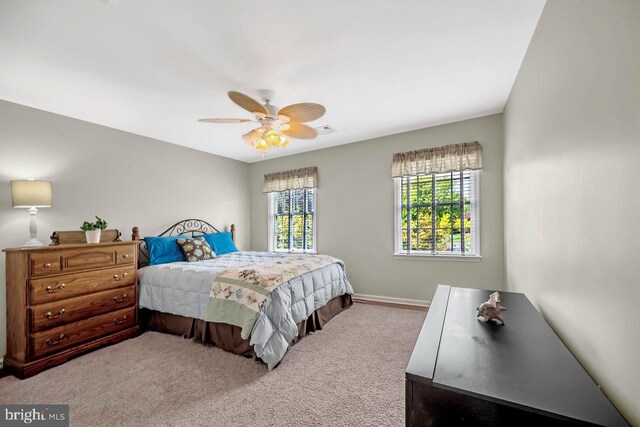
80 216 108 231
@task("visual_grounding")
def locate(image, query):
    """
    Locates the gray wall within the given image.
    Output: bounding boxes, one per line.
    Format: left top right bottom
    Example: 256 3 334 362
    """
0 100 251 358
503 1 640 424
250 114 505 301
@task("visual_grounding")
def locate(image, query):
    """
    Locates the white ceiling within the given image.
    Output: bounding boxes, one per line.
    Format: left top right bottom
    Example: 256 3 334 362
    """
0 0 545 163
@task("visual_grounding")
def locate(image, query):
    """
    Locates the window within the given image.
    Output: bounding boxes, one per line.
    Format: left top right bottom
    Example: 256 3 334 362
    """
268 188 316 253
394 170 479 257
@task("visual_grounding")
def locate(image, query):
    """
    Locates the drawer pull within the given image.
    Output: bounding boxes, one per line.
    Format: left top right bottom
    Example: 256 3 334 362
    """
45 334 66 346
113 273 129 281
45 309 65 320
44 263 52 268
122 254 130 259
113 293 128 303
46 284 65 293
114 315 128 325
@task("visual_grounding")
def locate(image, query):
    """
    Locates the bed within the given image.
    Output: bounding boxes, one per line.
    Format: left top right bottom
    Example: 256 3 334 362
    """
133 219 353 369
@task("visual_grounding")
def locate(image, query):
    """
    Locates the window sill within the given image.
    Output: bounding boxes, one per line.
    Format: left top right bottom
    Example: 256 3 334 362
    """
393 253 482 262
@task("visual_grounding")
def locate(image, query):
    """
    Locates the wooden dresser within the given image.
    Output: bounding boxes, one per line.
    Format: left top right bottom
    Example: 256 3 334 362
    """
3 241 141 378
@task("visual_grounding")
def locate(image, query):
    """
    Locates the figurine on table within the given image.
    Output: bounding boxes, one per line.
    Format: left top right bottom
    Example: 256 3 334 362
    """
476 291 506 324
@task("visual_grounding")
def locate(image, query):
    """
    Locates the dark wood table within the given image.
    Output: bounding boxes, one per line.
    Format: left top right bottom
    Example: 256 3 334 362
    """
405 285 629 426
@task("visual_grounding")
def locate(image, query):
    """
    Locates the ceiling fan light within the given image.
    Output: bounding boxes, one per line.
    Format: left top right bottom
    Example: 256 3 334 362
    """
264 129 281 147
255 138 269 152
242 129 259 146
280 123 291 131
242 127 268 146
278 137 290 150
242 132 254 146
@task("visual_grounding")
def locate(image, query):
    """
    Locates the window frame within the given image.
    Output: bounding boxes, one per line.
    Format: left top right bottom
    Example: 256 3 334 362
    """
268 187 317 254
393 170 481 260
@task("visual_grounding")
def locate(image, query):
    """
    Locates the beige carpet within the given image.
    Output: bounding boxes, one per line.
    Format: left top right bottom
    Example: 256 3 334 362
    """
0 303 426 427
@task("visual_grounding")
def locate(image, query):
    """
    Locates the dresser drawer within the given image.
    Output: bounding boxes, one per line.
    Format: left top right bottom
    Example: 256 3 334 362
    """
30 285 136 332
60 246 118 272
29 265 136 305
116 245 136 265
29 253 62 277
30 307 136 359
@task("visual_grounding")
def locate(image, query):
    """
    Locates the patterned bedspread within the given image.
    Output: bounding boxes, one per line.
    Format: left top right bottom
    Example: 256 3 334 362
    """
204 254 344 339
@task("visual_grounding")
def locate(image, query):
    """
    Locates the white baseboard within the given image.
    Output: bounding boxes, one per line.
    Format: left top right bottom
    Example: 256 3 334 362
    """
352 293 430 308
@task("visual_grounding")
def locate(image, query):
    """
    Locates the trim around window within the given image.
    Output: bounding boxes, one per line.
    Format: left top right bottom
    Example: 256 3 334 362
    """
393 170 480 258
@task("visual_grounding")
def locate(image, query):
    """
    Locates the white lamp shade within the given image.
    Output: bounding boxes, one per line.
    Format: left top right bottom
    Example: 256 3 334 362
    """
11 180 53 208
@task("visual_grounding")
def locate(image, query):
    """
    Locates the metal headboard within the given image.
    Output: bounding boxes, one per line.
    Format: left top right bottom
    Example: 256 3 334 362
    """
132 219 235 268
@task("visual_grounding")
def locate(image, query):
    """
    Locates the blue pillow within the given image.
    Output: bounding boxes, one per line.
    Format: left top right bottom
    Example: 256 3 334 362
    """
203 232 238 255
145 235 186 265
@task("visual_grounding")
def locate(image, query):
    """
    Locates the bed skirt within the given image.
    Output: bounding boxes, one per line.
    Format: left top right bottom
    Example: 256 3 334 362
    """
140 294 353 359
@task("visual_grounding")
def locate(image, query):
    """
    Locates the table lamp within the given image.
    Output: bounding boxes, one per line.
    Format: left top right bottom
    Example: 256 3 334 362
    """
11 179 53 247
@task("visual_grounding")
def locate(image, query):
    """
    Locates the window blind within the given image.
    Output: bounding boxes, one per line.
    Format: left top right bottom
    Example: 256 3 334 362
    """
270 188 315 252
395 170 478 256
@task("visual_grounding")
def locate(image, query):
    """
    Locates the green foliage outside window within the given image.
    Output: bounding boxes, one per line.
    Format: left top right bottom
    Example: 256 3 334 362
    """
400 171 474 253
273 188 314 251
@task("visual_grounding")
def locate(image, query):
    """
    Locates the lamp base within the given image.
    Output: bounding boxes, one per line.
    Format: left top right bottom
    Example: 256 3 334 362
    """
23 206 45 247
22 238 45 247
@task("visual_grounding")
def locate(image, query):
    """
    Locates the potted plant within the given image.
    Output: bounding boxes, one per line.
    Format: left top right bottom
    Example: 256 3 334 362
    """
80 216 108 244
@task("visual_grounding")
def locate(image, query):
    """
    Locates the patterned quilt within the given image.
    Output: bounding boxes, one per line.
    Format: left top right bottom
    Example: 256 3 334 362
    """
204 254 343 340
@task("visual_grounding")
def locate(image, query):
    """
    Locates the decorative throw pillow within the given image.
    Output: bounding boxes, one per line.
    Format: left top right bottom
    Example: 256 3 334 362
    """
176 237 216 262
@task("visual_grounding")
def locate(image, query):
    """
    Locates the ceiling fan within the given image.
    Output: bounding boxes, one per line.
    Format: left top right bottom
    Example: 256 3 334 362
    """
199 90 326 153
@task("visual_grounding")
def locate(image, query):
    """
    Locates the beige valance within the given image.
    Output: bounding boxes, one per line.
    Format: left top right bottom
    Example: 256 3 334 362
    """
391 141 483 178
263 166 318 193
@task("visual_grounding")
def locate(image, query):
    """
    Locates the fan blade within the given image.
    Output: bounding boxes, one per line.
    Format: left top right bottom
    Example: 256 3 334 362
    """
278 103 326 123
199 118 254 123
282 123 317 140
228 91 268 115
